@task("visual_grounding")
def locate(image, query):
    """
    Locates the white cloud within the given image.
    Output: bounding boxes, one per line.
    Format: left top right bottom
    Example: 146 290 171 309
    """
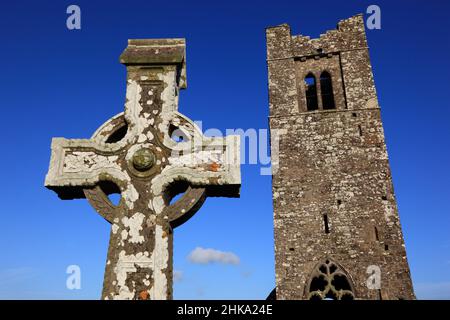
173 270 183 282
188 247 240 265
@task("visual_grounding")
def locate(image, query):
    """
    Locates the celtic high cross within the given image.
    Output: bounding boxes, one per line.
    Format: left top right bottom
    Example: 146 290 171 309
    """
45 39 241 300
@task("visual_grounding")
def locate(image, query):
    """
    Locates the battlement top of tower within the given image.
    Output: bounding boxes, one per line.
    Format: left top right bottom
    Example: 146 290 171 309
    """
266 14 368 60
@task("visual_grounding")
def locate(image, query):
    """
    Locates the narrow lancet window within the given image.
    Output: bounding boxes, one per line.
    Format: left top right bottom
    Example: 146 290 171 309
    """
323 214 330 234
305 73 318 111
320 71 335 109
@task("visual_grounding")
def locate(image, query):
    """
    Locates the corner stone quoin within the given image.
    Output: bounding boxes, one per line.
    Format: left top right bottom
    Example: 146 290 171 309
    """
44 38 241 300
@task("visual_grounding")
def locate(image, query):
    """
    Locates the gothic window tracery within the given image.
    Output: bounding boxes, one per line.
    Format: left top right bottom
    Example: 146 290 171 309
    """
307 259 355 300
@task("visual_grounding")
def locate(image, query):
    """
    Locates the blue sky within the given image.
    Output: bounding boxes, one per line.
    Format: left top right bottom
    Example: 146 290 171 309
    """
0 0 449 299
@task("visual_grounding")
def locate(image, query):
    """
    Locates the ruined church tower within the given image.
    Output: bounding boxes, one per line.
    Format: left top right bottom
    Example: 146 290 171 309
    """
266 15 415 300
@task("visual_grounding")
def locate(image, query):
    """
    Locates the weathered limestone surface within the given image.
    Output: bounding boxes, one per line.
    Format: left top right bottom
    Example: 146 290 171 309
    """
266 15 415 300
45 39 241 300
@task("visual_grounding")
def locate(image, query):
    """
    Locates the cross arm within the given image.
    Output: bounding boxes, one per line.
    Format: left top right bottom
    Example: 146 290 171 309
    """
150 134 240 219
45 138 129 200
167 135 240 195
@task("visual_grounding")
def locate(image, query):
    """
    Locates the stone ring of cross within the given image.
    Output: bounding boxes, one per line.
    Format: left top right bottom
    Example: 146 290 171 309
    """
83 111 208 226
45 39 241 300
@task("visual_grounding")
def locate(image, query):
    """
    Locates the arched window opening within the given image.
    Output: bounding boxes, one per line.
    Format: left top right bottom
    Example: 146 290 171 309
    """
304 73 318 111
320 71 336 110
307 259 355 300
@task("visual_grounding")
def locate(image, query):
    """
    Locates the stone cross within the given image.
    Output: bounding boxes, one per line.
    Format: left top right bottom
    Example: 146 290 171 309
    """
45 39 241 300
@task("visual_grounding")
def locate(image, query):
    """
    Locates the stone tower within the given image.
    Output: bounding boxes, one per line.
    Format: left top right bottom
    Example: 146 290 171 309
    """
266 15 415 300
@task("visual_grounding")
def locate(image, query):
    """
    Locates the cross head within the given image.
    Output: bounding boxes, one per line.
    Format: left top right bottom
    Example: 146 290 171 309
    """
45 39 241 300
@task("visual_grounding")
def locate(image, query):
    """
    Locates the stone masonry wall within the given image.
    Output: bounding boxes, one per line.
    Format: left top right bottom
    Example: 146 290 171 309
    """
266 15 415 300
